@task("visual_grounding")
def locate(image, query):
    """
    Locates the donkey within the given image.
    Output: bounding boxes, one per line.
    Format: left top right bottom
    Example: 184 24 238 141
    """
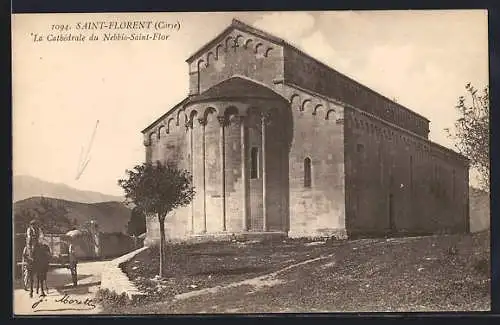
29 243 51 298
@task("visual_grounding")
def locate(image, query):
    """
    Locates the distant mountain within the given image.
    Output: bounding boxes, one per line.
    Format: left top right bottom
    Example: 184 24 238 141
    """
14 196 132 234
13 175 124 204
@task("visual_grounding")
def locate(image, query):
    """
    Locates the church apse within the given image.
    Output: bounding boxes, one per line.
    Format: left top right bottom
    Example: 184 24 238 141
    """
143 76 293 242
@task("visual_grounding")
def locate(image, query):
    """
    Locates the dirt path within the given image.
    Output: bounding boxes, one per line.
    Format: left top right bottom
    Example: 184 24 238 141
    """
13 260 107 315
173 253 336 301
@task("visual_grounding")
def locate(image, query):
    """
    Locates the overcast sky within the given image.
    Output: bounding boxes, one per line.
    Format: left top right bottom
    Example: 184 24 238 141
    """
12 10 488 196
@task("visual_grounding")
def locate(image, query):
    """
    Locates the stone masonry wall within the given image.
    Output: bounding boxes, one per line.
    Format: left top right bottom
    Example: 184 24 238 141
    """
343 107 469 236
282 46 429 138
188 29 284 96
278 85 347 238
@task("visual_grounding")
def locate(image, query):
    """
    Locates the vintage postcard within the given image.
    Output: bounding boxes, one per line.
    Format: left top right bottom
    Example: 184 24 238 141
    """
12 11 490 315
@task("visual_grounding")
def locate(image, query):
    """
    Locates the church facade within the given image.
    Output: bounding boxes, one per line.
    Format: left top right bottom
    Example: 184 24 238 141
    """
142 19 470 243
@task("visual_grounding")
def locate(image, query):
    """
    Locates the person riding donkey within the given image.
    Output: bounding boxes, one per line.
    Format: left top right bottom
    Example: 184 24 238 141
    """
25 219 51 297
26 219 42 259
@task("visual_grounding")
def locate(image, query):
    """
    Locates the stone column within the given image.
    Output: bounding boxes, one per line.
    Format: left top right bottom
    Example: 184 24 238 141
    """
261 112 269 232
187 119 194 234
198 117 207 233
239 115 248 231
217 115 227 232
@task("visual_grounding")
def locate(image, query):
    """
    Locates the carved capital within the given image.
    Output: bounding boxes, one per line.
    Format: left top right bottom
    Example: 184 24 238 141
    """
185 119 194 129
143 139 151 147
260 111 272 126
260 111 271 120
198 117 207 126
217 115 229 127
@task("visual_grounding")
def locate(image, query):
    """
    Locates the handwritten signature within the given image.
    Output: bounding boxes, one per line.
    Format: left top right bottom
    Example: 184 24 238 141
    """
32 294 97 310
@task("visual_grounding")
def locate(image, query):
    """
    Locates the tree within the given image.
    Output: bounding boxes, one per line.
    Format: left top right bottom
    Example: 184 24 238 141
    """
117 161 195 278
36 196 72 233
445 83 489 190
14 197 72 234
127 207 147 236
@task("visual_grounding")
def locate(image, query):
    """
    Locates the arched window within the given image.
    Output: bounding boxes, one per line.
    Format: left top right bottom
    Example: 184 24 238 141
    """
250 147 259 179
304 157 312 188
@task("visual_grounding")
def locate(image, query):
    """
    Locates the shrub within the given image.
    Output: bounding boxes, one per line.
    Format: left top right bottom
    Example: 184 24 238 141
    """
95 288 132 309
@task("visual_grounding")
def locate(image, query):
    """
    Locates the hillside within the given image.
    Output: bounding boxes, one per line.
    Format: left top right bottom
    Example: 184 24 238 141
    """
13 196 131 234
13 175 124 204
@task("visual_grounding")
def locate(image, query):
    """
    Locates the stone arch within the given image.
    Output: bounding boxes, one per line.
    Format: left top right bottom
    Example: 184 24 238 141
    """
177 109 187 126
264 47 273 57
225 36 234 52
206 52 215 66
244 38 253 49
289 93 301 110
189 109 198 119
234 34 244 46
254 42 264 54
301 99 312 112
312 104 324 116
167 118 175 133
188 109 198 128
224 106 239 125
197 59 206 71
157 125 165 138
215 44 224 59
203 106 218 122
325 109 336 120
149 131 156 144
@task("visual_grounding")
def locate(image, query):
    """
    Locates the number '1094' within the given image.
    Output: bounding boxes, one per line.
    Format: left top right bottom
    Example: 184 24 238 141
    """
51 24 71 31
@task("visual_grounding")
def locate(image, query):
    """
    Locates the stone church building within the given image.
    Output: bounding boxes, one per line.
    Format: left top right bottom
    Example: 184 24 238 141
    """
142 19 470 243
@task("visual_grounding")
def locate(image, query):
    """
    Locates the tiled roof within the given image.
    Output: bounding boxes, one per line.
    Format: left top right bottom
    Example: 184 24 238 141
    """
186 76 284 104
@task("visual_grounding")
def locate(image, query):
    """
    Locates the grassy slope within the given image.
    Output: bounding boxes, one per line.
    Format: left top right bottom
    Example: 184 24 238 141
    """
106 231 490 314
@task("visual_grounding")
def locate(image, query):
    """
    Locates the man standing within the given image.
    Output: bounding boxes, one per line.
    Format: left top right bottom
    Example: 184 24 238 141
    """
68 242 78 287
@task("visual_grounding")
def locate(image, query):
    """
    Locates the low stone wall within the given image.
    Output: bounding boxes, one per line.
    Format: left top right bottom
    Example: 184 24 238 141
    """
100 232 136 259
100 246 149 300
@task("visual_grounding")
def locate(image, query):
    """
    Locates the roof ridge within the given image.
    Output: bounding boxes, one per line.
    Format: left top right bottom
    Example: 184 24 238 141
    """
186 18 285 63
